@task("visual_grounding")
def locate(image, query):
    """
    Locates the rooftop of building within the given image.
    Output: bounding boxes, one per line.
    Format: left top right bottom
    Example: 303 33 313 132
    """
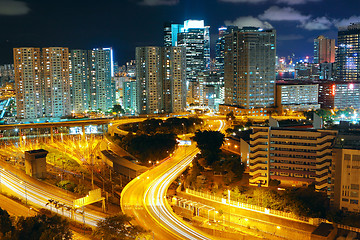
311 222 335 237
25 149 49 154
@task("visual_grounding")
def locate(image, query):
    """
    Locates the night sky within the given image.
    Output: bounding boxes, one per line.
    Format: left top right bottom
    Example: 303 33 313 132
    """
1 0 360 65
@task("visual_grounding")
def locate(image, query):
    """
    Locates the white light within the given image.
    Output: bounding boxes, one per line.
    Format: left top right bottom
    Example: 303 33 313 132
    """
183 20 204 30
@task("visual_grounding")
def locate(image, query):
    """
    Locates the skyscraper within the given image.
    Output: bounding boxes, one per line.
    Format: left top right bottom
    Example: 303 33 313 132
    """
70 49 89 113
89 48 115 112
215 26 239 71
162 47 187 113
136 47 162 114
224 27 276 108
42 47 71 118
164 22 183 47
13 48 43 119
136 46 186 114
123 78 137 114
314 35 335 64
177 20 210 105
337 23 360 82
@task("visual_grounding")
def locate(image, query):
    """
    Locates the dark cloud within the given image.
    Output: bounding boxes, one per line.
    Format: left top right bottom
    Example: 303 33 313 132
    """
0 0 30 16
259 6 311 22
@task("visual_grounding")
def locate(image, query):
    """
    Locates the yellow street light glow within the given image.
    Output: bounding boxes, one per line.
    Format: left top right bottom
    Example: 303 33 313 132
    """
277 226 281 230
244 218 248 221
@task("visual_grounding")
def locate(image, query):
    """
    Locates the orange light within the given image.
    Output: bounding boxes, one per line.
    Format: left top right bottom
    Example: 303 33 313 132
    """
332 84 336 96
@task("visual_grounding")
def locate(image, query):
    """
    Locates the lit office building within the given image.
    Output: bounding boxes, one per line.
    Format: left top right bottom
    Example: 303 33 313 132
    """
337 23 360 82
224 27 276 108
249 127 337 191
89 48 115 112
13 48 43 119
276 81 320 113
42 47 71 118
177 20 210 105
70 49 89 113
314 35 335 64
215 26 239 72
334 83 360 110
164 22 184 47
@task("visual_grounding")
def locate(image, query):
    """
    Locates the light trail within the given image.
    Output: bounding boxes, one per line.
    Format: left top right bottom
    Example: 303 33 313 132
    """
0 168 105 226
121 119 225 239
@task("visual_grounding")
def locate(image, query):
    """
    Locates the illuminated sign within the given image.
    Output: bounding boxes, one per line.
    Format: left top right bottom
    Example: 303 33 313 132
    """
332 84 336 96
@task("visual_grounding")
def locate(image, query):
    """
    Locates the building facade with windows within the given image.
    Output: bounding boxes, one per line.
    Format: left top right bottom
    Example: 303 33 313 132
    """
331 133 360 212
224 27 276 109
249 127 337 191
13 48 43 119
337 23 360 82
70 49 89 113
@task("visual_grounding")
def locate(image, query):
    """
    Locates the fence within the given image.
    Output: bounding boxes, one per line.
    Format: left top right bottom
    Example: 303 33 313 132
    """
185 188 311 223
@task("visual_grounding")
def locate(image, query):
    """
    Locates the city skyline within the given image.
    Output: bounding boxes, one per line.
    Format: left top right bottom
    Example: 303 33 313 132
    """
1 0 360 65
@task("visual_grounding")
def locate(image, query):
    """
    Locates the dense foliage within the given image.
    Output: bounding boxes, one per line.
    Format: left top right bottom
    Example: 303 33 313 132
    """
0 208 72 240
94 214 147 240
117 133 178 162
222 185 329 219
120 117 203 135
193 130 225 166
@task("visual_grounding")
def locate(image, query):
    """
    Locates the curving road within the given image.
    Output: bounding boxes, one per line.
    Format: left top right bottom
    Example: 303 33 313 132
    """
121 120 225 240
0 163 107 226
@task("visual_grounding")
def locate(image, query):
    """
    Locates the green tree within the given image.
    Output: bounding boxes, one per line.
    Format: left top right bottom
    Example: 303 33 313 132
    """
112 105 125 115
95 214 147 240
14 214 72 240
0 207 14 239
193 130 225 166
226 111 235 121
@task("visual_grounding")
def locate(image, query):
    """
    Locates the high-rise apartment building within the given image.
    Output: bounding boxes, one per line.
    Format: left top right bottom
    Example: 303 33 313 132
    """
249 126 337 191
314 35 335 64
13 48 43 119
136 46 186 114
70 49 89 113
89 48 115 112
136 47 162 114
123 78 137 114
224 27 276 108
162 47 187 113
42 47 71 118
337 23 360 82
